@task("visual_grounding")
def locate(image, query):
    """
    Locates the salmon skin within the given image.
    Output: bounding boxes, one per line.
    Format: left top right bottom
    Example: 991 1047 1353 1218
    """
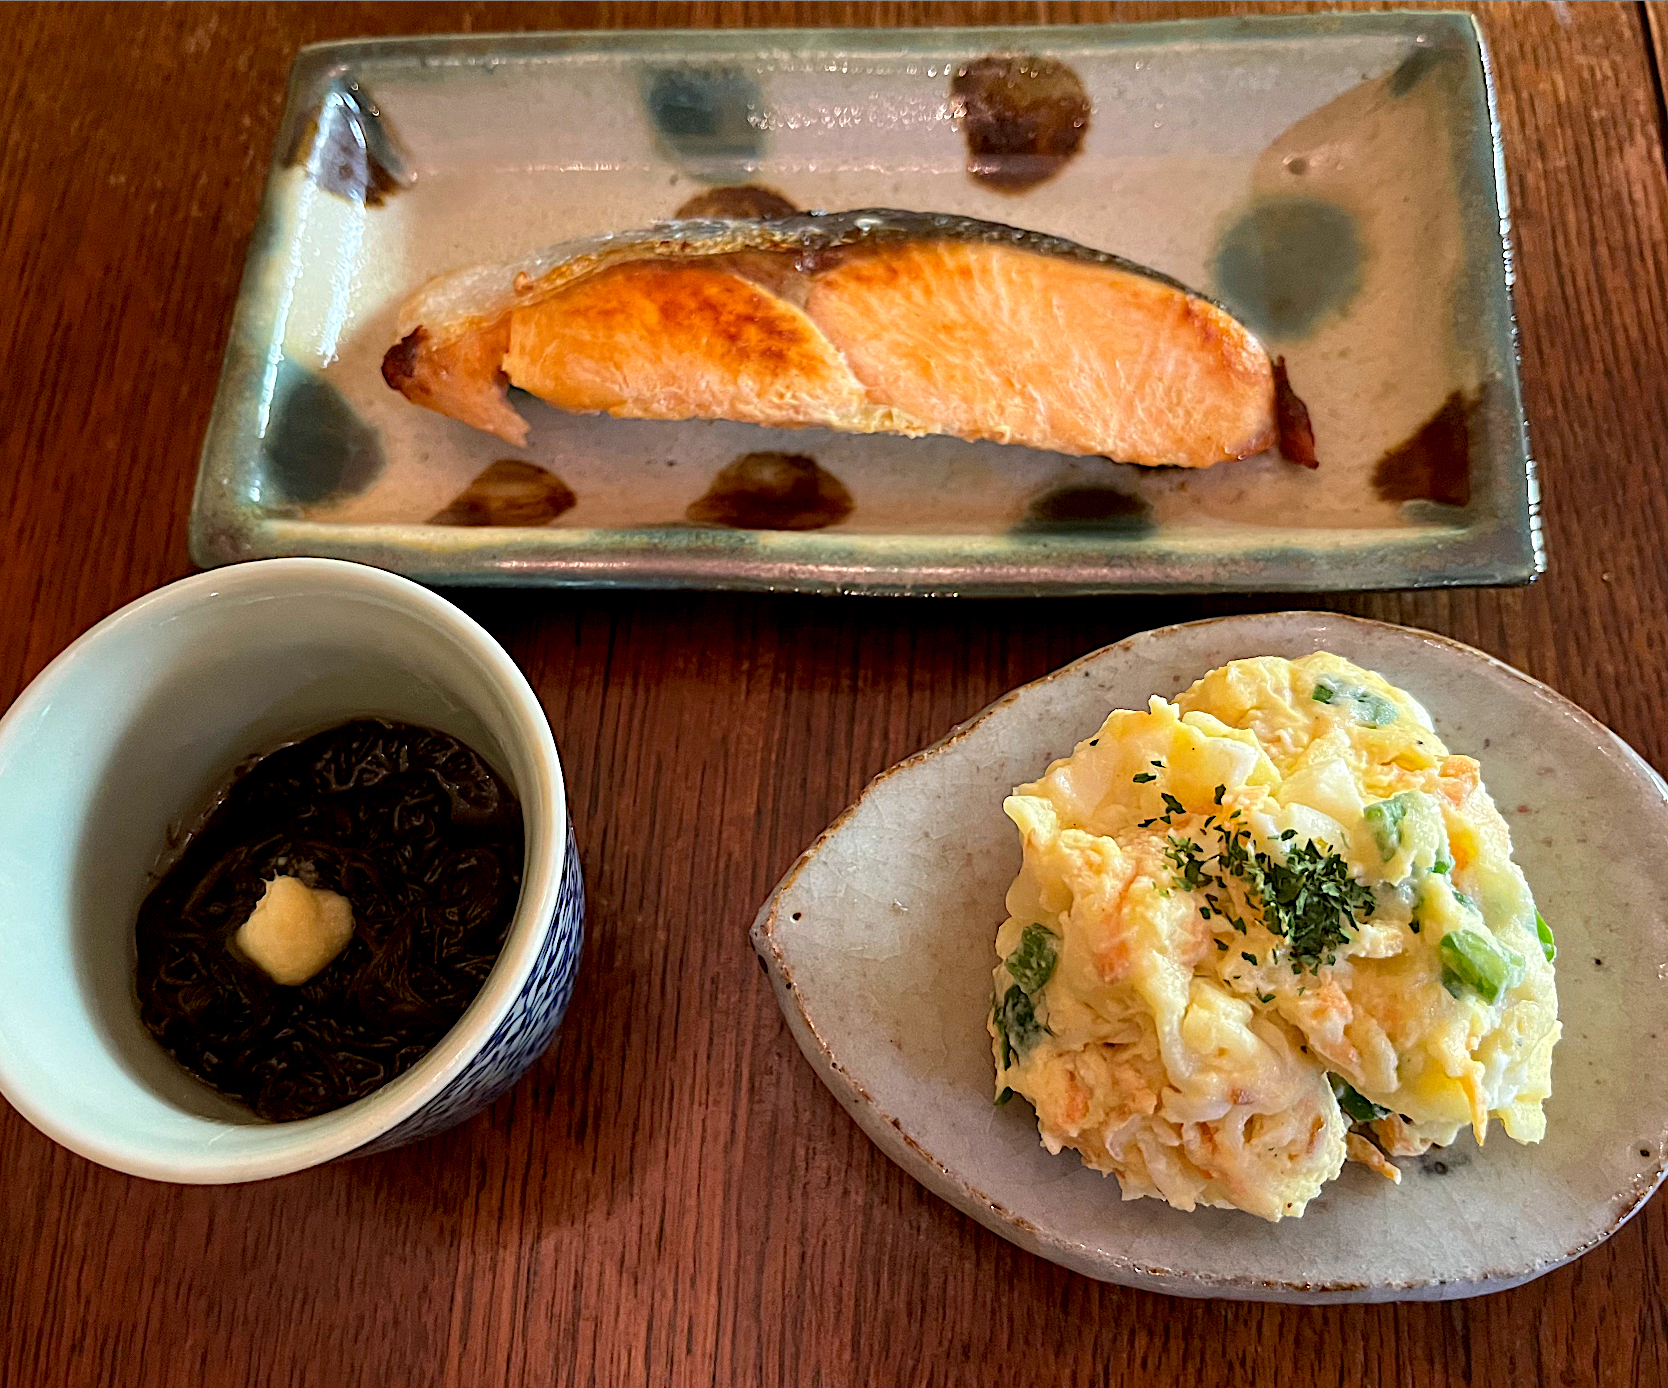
382 210 1277 468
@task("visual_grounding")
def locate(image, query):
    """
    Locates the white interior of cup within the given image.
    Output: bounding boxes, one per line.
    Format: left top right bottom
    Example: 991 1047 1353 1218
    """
0 559 563 1181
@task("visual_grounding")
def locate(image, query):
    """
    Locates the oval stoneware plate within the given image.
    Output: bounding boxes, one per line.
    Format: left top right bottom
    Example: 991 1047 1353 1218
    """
750 613 1668 1302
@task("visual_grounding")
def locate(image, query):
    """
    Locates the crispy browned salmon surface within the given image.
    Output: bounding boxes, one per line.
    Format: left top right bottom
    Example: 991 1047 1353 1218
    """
504 262 899 434
383 211 1276 466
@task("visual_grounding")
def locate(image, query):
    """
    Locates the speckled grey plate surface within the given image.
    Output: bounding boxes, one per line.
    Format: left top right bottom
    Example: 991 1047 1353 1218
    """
192 14 1538 593
751 614 1668 1300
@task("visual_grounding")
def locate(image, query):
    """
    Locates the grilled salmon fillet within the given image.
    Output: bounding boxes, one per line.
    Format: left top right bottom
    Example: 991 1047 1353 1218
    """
382 210 1277 467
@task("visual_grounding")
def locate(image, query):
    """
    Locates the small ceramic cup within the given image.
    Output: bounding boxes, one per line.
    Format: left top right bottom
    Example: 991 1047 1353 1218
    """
0 558 583 1181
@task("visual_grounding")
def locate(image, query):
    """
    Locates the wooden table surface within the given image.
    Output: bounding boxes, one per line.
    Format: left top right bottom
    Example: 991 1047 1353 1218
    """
4 2 1668 1383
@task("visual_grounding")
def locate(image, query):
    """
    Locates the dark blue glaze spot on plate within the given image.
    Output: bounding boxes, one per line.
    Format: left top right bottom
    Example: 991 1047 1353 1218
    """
261 364 384 507
1388 41 1466 99
643 67 764 180
1213 197 1362 340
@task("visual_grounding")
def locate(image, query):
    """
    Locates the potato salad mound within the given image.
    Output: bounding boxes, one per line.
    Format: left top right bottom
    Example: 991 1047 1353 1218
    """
989 653 1560 1222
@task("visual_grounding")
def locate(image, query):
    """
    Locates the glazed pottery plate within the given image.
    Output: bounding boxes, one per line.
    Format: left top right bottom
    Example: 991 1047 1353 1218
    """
191 14 1538 594
751 614 1668 1300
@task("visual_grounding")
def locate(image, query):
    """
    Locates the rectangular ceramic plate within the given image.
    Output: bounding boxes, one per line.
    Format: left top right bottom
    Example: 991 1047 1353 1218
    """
191 13 1540 595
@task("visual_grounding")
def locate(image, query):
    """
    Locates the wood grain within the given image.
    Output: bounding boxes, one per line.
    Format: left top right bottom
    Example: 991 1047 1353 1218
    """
2 3 1668 1384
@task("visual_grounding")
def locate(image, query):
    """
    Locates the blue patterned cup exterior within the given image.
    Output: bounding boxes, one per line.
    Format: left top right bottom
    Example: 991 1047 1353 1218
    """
354 824 585 1156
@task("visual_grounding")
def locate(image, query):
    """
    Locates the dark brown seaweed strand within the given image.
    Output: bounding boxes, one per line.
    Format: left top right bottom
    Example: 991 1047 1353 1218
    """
1274 356 1319 468
133 720 523 1122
